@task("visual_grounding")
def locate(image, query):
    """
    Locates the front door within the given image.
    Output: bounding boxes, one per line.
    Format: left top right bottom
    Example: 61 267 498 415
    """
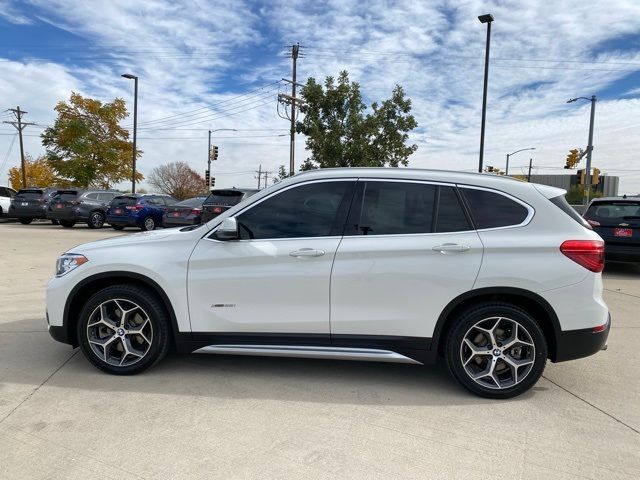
187 179 356 335
330 180 483 345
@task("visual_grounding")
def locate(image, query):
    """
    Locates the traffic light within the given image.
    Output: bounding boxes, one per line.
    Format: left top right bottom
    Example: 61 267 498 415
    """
205 169 210 186
577 169 585 184
565 148 581 169
211 177 215 187
591 168 600 185
210 145 219 161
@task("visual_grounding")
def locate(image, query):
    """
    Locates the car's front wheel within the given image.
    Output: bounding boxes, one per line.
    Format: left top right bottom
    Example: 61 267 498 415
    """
77 285 171 375
88 211 105 229
445 303 547 399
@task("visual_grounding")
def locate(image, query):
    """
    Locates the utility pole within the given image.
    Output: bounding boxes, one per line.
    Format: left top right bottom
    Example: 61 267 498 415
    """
263 170 270 187
527 158 533 182
3 107 35 188
584 95 597 205
208 129 212 189
478 14 494 173
278 43 304 175
256 164 262 189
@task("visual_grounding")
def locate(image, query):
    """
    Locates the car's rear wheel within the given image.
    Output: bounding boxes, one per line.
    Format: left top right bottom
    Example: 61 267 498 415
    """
60 220 76 228
112 225 125 230
88 211 105 229
142 216 156 231
445 303 547 399
77 285 171 375
18 217 32 225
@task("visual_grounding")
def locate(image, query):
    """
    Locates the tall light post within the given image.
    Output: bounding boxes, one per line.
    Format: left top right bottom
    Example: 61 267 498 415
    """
121 74 138 193
207 128 237 190
567 95 597 204
478 13 494 173
505 147 535 176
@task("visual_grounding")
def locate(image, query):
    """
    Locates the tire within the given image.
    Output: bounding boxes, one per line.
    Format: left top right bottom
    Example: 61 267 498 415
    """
445 302 547 399
18 217 32 225
87 211 105 229
76 284 171 375
141 216 156 231
51 219 59 225
59 220 76 228
112 225 125 231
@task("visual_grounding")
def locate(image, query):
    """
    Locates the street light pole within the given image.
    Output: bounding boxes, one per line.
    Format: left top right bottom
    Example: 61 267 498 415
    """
121 74 138 193
505 147 536 176
567 95 597 204
478 13 494 173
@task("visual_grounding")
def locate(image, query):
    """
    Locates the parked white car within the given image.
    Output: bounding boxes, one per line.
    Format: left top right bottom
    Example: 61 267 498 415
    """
0 186 16 217
46 168 610 398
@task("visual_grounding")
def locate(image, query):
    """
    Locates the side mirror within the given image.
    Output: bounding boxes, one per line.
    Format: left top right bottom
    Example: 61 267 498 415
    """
214 217 239 240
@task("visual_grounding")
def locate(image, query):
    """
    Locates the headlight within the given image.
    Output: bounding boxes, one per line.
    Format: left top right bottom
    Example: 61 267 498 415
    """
55 253 88 277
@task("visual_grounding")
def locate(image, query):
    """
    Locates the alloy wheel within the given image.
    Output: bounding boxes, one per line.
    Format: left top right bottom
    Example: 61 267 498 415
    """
91 212 104 228
86 298 153 367
460 317 535 390
144 217 155 230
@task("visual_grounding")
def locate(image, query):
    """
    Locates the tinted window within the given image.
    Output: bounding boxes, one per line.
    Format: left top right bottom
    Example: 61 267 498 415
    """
111 196 138 207
85 192 99 200
585 201 640 221
352 182 436 235
205 190 245 207
0 187 7 197
146 196 163 206
236 181 354 239
16 189 44 199
435 187 471 232
551 195 590 227
461 188 529 229
176 197 205 207
55 191 80 201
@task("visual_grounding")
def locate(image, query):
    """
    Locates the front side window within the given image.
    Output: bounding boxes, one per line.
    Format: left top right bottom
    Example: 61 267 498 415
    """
460 188 529 229
348 181 437 236
235 181 355 240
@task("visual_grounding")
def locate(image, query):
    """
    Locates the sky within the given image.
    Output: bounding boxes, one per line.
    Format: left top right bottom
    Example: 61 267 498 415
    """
1 0 640 193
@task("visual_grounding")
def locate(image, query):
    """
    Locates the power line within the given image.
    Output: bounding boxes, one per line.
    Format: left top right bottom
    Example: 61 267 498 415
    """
2 107 35 188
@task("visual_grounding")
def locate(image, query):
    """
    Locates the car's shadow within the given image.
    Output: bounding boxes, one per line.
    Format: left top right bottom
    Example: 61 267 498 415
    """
2 318 545 407
604 261 640 276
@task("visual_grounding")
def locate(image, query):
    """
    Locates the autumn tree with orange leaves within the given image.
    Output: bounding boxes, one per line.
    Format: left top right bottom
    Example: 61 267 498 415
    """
8 154 63 190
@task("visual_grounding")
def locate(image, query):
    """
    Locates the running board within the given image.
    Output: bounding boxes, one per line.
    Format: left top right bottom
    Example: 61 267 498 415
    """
193 344 423 364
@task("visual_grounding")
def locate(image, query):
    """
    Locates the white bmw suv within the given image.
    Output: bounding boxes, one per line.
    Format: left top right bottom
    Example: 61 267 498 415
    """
47 168 610 398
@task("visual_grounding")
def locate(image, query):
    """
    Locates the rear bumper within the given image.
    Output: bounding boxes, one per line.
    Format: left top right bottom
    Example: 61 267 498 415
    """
553 314 610 362
9 205 47 218
604 244 640 263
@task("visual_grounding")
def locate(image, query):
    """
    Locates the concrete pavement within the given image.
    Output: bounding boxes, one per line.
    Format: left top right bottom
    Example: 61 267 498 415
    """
1 222 639 479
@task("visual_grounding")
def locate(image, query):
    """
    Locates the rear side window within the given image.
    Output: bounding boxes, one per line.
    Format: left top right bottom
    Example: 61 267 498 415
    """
461 188 529 229
350 181 437 235
551 195 591 228
84 192 99 200
55 191 80 201
146 196 164 206
435 187 471 233
97 193 117 201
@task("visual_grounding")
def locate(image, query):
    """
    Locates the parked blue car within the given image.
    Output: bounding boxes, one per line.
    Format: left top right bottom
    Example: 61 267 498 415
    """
106 194 178 231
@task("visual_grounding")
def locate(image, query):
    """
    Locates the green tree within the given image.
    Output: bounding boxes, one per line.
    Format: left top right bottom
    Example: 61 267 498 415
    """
296 71 418 170
565 185 602 204
41 92 143 188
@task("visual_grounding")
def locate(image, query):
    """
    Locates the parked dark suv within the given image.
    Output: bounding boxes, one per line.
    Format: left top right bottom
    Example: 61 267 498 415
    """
584 196 640 263
107 194 178 231
9 187 59 224
46 189 120 228
201 188 258 223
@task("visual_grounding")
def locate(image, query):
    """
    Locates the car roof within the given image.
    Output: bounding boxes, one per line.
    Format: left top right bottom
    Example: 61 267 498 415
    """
590 196 639 203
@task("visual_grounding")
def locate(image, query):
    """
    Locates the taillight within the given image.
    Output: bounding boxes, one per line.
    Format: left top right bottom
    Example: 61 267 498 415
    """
126 204 143 211
587 219 600 227
592 322 608 333
191 208 202 215
560 240 604 273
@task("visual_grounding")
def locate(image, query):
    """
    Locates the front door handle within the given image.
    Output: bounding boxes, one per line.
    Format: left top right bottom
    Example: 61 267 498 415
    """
290 248 325 258
432 243 470 253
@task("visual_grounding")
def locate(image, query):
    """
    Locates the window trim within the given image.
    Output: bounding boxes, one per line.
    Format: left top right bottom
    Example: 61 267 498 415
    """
206 178 359 242
457 184 535 231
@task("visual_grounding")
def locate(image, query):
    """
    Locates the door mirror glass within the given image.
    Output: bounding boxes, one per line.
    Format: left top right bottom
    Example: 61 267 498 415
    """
215 217 239 240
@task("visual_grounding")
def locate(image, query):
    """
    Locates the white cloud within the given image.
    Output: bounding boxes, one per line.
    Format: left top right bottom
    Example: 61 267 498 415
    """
1 0 640 193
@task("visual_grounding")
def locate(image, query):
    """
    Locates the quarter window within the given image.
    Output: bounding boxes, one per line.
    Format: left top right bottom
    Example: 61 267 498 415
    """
460 188 529 229
235 181 354 240
350 181 437 235
85 193 99 200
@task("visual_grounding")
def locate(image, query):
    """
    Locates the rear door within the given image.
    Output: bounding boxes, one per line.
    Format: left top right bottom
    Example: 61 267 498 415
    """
330 180 484 343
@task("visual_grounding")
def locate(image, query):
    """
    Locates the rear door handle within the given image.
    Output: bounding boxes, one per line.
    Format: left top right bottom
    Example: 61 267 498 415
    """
290 248 325 258
432 243 470 253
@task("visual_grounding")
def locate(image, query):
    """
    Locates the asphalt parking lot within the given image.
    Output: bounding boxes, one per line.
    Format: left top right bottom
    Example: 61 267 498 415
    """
1 221 639 479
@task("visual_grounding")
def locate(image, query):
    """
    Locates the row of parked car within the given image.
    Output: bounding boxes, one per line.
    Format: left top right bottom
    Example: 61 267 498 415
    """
0 186 259 230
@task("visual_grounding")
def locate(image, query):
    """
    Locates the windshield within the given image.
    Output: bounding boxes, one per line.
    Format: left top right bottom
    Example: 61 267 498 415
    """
204 190 245 207
585 201 640 221
176 197 205 207
111 196 138 206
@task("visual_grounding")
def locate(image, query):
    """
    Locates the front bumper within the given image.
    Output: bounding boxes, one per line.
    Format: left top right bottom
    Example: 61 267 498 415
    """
554 314 610 362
